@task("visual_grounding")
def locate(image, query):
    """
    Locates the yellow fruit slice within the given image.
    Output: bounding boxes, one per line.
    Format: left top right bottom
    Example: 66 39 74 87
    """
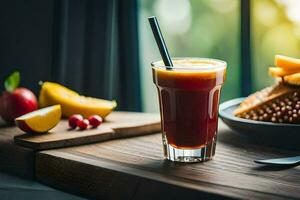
39 82 117 118
284 72 300 85
275 55 300 70
268 67 300 77
15 105 61 133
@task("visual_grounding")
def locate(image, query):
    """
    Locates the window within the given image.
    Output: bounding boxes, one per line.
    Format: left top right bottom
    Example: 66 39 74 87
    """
139 0 300 113
138 0 240 112
252 0 300 90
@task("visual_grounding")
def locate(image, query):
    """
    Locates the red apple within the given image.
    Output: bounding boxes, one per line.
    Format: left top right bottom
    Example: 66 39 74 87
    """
0 87 38 123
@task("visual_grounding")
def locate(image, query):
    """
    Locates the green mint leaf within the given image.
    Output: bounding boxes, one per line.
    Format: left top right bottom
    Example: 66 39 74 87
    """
4 71 20 92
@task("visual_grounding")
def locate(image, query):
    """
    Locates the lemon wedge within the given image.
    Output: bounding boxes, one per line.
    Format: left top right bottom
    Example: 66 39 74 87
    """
15 105 61 133
39 82 117 118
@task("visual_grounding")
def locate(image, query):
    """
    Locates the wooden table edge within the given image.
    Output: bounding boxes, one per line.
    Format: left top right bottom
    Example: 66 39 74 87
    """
35 150 287 200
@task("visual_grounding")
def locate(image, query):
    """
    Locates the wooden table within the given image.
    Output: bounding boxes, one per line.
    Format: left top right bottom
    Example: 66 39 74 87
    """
33 121 300 200
0 123 35 178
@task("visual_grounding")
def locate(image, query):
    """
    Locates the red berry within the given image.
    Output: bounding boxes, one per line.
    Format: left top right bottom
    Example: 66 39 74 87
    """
68 114 83 128
77 119 89 130
88 115 103 128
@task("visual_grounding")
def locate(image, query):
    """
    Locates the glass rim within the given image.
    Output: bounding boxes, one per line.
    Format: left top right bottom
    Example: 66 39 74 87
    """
151 57 227 71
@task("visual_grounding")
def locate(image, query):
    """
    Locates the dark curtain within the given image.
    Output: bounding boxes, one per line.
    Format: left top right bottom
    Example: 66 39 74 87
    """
0 0 141 111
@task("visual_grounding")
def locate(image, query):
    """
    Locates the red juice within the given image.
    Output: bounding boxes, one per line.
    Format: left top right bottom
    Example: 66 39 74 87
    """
152 58 226 162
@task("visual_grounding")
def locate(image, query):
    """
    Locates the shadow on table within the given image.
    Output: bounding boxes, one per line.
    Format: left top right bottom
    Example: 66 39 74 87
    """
253 163 299 171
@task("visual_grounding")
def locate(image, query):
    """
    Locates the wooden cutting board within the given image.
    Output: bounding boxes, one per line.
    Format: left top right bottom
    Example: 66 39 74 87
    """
14 112 161 150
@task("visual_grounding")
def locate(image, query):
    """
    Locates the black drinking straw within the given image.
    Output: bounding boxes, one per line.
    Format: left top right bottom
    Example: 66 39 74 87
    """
148 16 173 69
